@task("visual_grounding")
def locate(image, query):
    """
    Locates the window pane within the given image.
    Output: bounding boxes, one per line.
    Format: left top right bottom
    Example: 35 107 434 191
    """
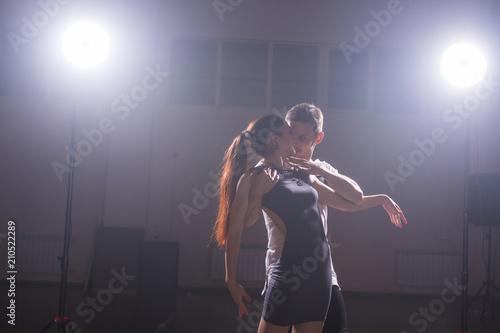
169 39 217 106
328 49 368 109
221 42 267 107
272 44 318 108
374 48 421 113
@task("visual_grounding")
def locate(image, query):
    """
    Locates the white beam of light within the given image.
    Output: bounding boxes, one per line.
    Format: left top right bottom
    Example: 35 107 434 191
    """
63 22 109 68
441 43 486 87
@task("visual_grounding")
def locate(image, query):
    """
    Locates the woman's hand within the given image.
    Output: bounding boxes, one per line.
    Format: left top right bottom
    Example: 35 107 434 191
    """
286 156 323 175
226 280 252 318
381 195 408 228
250 167 279 195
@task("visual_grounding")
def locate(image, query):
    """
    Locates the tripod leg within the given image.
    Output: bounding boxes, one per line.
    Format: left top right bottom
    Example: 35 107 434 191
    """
491 282 500 295
468 281 487 306
480 286 489 325
39 318 55 333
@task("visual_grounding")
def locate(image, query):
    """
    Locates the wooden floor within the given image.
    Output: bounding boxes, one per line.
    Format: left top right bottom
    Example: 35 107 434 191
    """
1 282 499 333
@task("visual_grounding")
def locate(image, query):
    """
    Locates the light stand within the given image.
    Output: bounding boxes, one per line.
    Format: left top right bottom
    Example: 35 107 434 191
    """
460 114 471 333
40 21 108 332
440 43 487 333
465 172 500 330
460 117 500 333
41 91 79 333
468 225 500 325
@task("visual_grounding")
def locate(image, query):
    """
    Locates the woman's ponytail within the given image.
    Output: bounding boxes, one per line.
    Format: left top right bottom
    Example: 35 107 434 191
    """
212 133 248 248
212 115 285 248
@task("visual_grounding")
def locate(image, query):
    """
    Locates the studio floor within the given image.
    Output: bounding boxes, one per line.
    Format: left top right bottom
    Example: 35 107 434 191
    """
1 282 499 333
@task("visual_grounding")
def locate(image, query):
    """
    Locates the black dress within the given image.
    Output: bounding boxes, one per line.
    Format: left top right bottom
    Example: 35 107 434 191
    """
255 165 332 326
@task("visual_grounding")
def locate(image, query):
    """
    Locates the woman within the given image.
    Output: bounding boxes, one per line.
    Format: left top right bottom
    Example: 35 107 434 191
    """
244 104 407 333
213 115 404 333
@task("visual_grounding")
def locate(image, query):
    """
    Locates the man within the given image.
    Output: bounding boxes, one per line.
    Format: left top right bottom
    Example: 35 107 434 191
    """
245 103 406 332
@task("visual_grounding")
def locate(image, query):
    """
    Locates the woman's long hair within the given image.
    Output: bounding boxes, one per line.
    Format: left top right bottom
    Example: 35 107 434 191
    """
212 115 285 248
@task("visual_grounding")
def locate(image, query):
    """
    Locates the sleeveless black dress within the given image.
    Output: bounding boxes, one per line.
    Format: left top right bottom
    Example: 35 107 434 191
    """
255 165 332 326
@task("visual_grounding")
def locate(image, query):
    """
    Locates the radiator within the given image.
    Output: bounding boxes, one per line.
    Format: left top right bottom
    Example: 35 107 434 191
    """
16 234 64 274
211 247 267 281
397 251 459 287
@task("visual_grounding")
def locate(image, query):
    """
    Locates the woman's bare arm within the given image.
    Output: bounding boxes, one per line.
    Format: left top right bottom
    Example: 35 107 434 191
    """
225 172 252 317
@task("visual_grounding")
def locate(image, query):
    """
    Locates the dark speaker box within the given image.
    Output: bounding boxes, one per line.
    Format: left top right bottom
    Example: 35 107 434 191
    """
135 241 179 332
467 173 500 227
87 227 144 293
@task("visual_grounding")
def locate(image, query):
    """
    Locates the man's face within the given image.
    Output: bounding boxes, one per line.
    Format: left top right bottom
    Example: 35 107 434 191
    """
288 121 320 160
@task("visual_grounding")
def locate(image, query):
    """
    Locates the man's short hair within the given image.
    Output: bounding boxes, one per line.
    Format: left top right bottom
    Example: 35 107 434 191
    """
285 103 323 135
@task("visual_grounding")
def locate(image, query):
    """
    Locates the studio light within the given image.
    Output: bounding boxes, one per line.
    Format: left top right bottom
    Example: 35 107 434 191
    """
441 43 486 87
63 21 109 68
41 20 110 333
442 42 491 333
